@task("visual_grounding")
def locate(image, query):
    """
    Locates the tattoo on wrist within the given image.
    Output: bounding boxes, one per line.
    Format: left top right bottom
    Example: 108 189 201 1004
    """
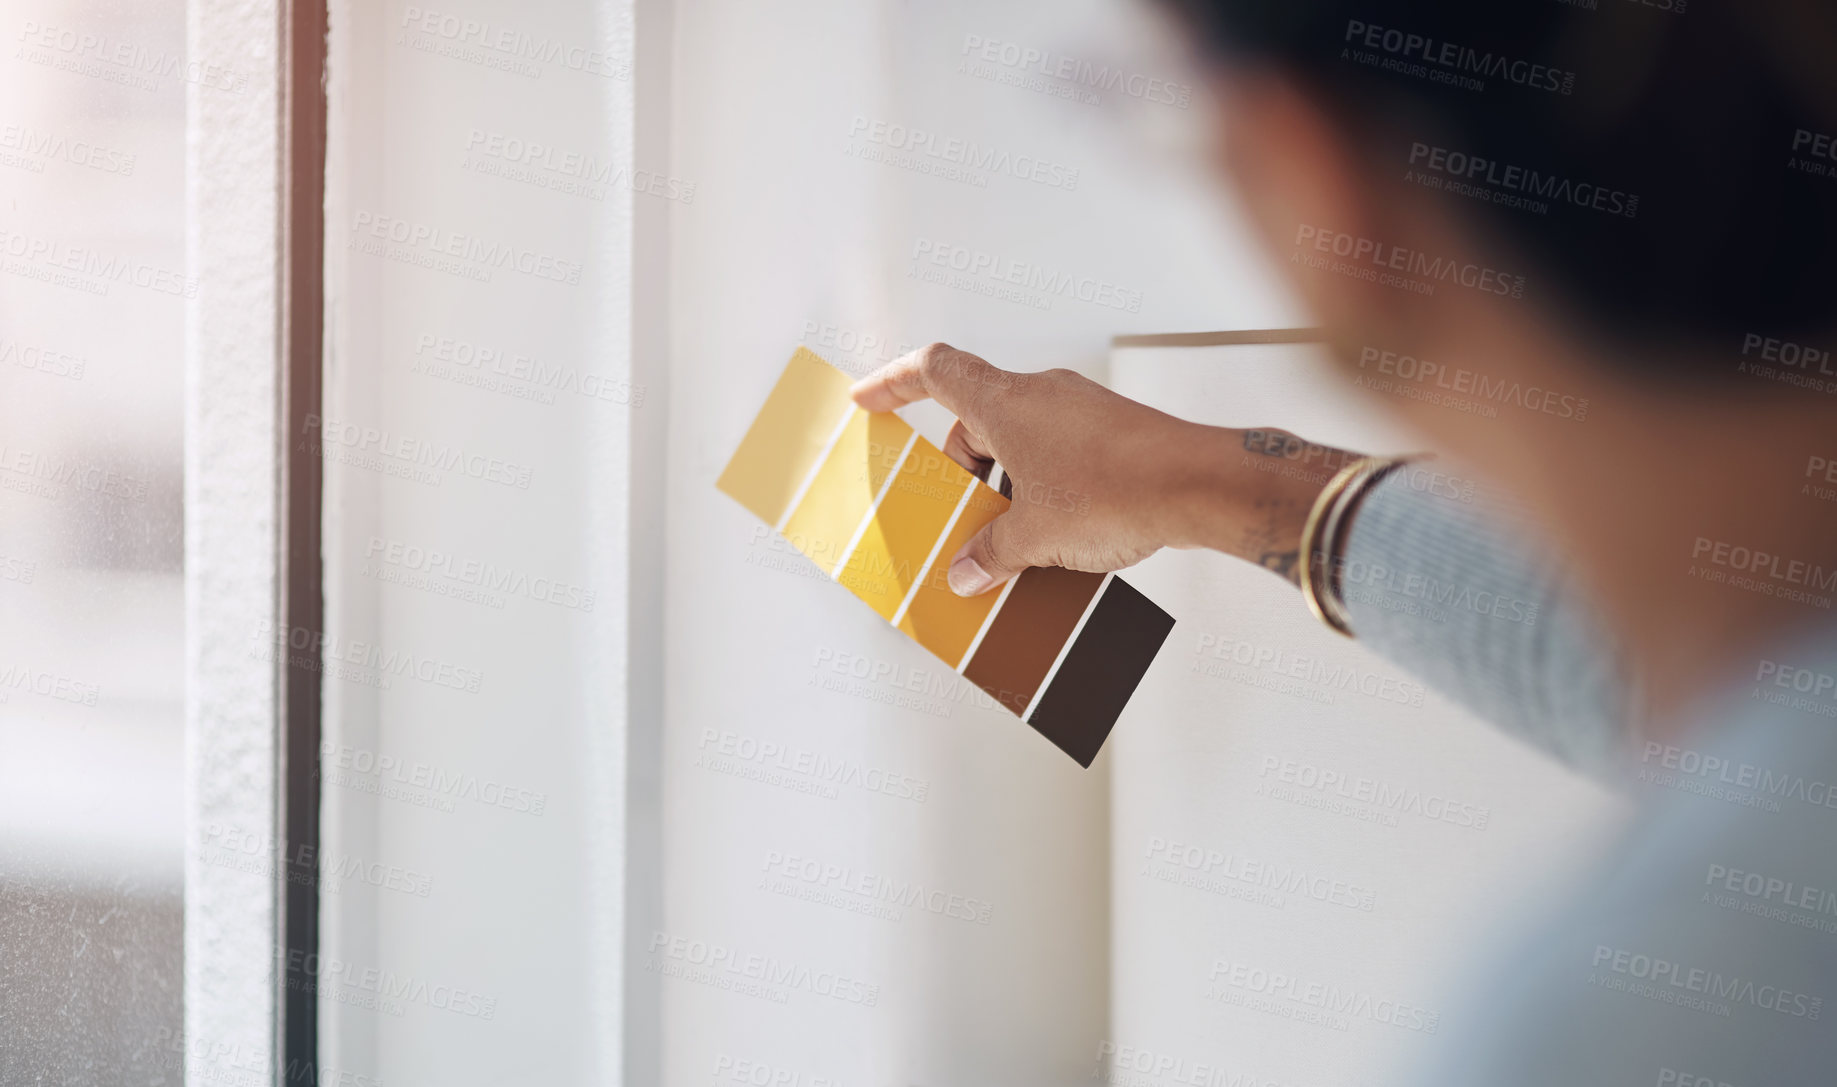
1257 548 1303 586
1241 429 1358 474
1241 501 1307 588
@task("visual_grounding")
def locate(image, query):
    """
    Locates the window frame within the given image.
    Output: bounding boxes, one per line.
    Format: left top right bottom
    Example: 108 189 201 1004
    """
183 1 327 1083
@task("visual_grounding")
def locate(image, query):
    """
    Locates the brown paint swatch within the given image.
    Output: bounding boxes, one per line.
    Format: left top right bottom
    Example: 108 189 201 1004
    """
1026 578 1176 768
962 566 1105 715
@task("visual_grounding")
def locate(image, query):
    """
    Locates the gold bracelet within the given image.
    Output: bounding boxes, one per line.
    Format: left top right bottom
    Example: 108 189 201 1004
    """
1299 455 1424 636
1298 458 1372 637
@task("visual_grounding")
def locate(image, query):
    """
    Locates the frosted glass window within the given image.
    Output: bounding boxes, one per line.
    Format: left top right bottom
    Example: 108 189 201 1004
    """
0 0 188 1079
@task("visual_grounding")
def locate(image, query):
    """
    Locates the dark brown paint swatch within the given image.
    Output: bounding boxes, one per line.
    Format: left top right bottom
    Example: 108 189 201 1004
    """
1026 578 1176 768
962 566 1105 715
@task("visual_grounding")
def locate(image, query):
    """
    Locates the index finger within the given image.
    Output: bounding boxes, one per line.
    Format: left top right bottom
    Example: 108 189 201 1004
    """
849 342 1007 429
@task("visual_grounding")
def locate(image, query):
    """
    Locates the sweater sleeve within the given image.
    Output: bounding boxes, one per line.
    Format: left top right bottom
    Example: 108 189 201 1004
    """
1334 473 1635 776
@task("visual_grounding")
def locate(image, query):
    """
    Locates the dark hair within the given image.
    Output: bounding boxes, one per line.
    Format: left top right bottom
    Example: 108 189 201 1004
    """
1160 0 1837 372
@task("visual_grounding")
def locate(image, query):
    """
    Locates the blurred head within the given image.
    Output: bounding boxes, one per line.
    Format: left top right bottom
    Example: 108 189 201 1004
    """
1159 0 1837 707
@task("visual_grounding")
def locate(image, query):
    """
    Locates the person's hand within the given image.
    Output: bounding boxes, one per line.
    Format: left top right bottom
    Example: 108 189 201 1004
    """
849 343 1355 595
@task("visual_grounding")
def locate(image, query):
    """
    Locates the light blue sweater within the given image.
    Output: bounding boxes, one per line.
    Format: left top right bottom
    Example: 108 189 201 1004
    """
1342 478 1836 1086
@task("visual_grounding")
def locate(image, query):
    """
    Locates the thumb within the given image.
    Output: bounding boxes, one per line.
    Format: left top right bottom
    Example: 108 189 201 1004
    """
947 512 1036 597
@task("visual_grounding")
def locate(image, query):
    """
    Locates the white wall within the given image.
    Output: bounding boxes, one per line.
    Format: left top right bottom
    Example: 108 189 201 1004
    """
322 1 640 1082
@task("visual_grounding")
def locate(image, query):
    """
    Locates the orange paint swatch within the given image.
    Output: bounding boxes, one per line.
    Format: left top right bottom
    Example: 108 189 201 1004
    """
897 481 1008 666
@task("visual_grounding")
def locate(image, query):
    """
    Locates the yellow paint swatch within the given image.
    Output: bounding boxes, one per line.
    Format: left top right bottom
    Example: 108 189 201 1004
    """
898 481 1010 665
781 409 913 574
838 437 971 617
715 346 858 526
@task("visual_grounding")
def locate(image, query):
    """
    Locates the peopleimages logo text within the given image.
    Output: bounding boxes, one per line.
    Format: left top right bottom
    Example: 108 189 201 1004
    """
1208 958 1441 1032
399 7 627 78
1358 345 1590 420
647 931 880 1007
349 211 583 285
959 34 1193 108
909 239 1143 312
1408 143 1637 218
1590 945 1822 1020
1639 741 1837 810
1706 863 1837 918
1344 20 1577 95
1293 225 1526 298
1692 537 1837 593
1258 756 1491 828
847 116 1079 191
1741 333 1835 376
303 413 534 490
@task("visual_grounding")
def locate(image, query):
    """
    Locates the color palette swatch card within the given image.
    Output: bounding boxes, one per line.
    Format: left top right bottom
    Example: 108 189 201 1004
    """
717 347 1175 767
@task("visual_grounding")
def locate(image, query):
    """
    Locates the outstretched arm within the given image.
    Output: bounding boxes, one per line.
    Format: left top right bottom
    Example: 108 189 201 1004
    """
1332 473 1634 774
851 343 1635 775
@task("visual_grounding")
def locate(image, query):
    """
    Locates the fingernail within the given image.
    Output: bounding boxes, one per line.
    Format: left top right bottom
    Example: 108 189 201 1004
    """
948 556 993 596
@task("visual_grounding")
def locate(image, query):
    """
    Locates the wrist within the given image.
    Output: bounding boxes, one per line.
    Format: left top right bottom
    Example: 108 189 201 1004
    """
1167 426 1353 582
1162 428 1303 544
